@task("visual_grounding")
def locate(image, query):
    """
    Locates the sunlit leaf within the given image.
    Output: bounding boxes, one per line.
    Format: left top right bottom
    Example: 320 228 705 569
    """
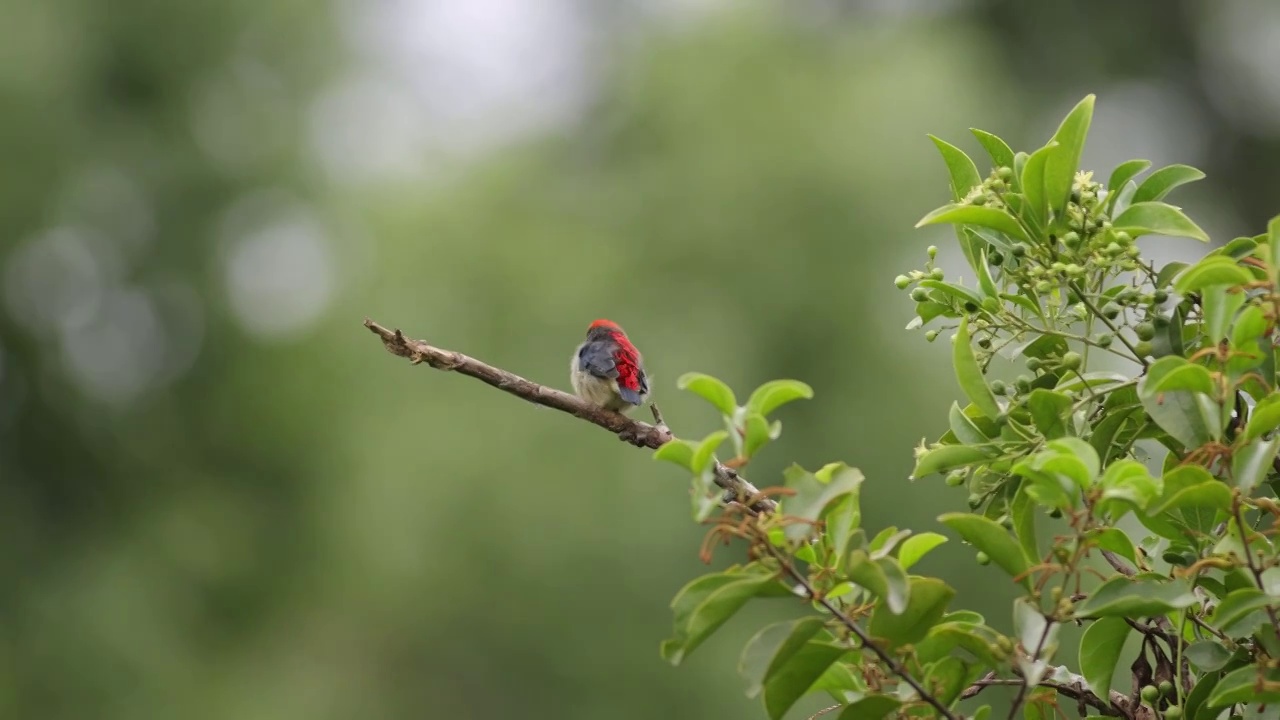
1044 94 1094 217
746 379 814 418
898 532 948 571
868 577 955 648
677 372 738 416
1132 163 1205 204
953 316 1001 419
1080 617 1129 698
971 128 1015 171
1072 574 1196 619
1206 665 1280 708
738 617 826 698
911 444 992 479
938 513 1031 589
929 134 983 201
1114 201 1210 243
915 204 1029 242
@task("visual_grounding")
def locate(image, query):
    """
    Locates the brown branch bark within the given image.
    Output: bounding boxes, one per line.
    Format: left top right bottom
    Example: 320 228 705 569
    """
362 318 778 514
961 674 1125 717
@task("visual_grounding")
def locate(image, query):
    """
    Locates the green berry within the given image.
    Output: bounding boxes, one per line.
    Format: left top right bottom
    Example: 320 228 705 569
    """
1158 680 1174 697
1102 303 1121 319
1049 508 1063 519
894 274 911 289
982 297 1001 314
1115 231 1132 244
1135 322 1156 340
1035 280 1053 293
925 329 939 342
1163 706 1182 719
998 166 1014 181
910 287 929 302
977 337 991 349
1153 289 1169 303
930 267 945 280
1141 685 1160 703
1051 262 1067 273
1015 376 1032 393
1105 242 1122 256
1061 351 1083 371
1011 244 1027 257
975 551 991 566
1026 357 1043 371
1095 333 1114 348
927 245 938 259
970 193 988 206
1065 263 1084 277
990 380 1007 396
1062 231 1080 247
989 252 1003 266
1134 340 1153 357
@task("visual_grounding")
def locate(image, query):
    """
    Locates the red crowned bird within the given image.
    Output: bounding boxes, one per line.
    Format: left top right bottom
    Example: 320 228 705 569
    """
570 319 650 413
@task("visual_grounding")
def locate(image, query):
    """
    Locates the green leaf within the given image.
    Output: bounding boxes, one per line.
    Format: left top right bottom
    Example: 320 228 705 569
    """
1026 389 1073 439
1011 481 1039 568
1087 527 1138 566
738 617 826 698
1020 142 1057 229
868 577 955 648
824 493 862 571
1210 588 1277 637
1106 159 1151 206
745 379 814 419
898 532 948 571
911 444 991 479
954 316 1001 420
1132 164 1206 203
938 513 1031 589
692 431 729 473
1206 665 1280 708
948 402 991 445
742 412 771 458
919 279 986 309
929 134 984 201
1173 255 1254 293
977 247 1000 299
924 656 969 707
1149 362 1215 396
1202 284 1248 345
1148 465 1232 516
1138 357 1216 448
1184 671 1221 720
1080 616 1129 698
762 640 849 720
661 569 778 665
970 128 1015 171
836 695 901 720
1231 436 1280 494
916 621 1005 667
915 204 1029 242
653 439 698 471
783 463 864 542
1244 392 1280 441
1114 201 1210 243
1072 574 1197 619
1232 304 1268 346
1044 94 1095 217
847 550 910 614
1184 640 1231 673
1098 459 1162 515
676 372 738 416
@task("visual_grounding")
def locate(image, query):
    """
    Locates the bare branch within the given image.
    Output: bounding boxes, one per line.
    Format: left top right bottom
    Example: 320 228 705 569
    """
362 318 778 514
962 674 1124 717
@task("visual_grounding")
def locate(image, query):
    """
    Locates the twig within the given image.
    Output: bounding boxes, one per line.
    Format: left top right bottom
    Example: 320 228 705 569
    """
763 545 959 720
362 318 778 514
1232 500 1280 642
806 705 842 720
1007 619 1055 720
961 676 1123 717
1100 550 1136 577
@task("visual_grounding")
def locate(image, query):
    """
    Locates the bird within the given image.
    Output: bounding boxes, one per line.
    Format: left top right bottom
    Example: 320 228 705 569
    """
570 319 650 414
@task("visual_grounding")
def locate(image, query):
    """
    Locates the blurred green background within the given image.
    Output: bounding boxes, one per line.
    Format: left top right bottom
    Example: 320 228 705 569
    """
3 1 1279 718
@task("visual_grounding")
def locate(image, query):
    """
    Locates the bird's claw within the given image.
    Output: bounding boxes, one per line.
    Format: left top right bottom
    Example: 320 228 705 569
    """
617 428 648 447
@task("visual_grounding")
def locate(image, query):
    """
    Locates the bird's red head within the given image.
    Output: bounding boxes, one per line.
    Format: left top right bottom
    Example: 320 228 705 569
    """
588 318 623 333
